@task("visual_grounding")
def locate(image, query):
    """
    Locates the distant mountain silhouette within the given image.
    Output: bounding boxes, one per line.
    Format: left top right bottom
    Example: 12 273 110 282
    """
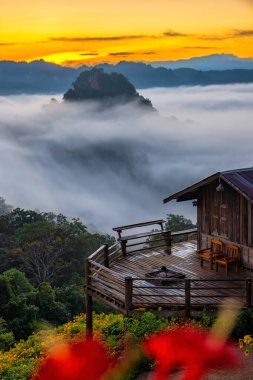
1 56 253 94
0 60 85 95
150 54 253 71
63 68 153 107
96 61 253 88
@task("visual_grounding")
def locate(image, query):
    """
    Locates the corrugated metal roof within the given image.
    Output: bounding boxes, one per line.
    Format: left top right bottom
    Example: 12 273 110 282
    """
163 167 253 203
222 168 253 201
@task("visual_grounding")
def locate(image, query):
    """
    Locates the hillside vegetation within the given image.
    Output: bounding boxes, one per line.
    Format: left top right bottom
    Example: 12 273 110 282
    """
63 68 153 107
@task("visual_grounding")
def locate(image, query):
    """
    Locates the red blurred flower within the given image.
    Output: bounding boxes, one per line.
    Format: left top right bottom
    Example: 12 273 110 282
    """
31 338 116 380
143 325 240 380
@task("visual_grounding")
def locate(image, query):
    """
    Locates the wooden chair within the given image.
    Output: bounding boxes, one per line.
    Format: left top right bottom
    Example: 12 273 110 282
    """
215 244 240 276
200 239 223 270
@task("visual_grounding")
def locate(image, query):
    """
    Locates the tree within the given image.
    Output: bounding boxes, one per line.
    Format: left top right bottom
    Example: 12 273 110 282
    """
165 214 196 242
0 318 15 351
0 269 38 339
14 221 70 285
56 283 85 318
35 283 70 325
0 197 12 216
165 214 196 232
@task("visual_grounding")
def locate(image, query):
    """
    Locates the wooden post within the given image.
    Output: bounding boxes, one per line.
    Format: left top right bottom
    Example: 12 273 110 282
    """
163 231 171 254
248 201 252 247
125 277 133 316
246 278 252 308
185 279 191 318
85 259 93 337
104 244 109 268
122 240 127 256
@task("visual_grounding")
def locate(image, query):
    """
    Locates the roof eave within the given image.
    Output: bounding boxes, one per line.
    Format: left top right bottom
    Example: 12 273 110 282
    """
221 174 253 204
163 172 220 204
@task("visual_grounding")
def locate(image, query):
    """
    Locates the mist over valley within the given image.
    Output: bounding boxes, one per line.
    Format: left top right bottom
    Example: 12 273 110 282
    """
1 84 253 233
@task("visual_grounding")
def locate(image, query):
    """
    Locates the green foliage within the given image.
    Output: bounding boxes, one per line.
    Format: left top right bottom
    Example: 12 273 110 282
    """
198 309 215 328
165 213 196 242
35 283 70 325
55 283 85 318
0 331 15 352
0 269 38 339
166 213 196 232
0 202 116 340
0 312 164 380
101 312 167 348
0 197 12 216
124 312 167 340
232 308 253 339
0 319 15 352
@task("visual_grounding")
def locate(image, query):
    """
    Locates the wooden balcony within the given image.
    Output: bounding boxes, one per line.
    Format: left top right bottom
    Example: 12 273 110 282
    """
85 220 253 331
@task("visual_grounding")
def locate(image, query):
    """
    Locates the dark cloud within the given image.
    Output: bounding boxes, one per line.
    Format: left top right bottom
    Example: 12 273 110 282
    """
232 29 253 37
0 42 17 46
183 46 218 50
109 52 134 56
50 35 150 42
80 52 99 56
109 51 157 56
163 30 189 37
199 34 231 41
142 51 156 55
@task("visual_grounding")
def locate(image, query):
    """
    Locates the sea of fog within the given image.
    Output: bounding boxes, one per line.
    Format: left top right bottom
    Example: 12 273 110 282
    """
0 84 253 234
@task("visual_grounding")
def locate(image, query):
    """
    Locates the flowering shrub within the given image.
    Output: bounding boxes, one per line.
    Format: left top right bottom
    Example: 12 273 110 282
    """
0 312 240 380
239 335 253 357
31 339 116 380
144 325 239 380
0 313 122 380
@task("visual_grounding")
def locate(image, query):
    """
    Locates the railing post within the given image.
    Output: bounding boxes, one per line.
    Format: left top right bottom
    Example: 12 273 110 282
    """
125 276 133 316
163 230 171 255
104 244 109 268
122 240 127 256
185 279 191 318
246 278 252 308
85 259 93 337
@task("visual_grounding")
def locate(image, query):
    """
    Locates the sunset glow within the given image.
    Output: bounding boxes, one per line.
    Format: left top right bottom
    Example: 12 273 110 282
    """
1 0 253 65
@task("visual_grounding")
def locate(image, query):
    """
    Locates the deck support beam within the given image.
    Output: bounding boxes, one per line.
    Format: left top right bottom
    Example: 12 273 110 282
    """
163 230 171 254
246 278 252 308
185 279 191 318
125 277 133 316
248 201 252 247
85 259 93 336
104 244 109 268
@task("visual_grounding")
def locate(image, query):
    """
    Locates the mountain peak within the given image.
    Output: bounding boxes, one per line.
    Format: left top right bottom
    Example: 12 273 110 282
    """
63 68 153 107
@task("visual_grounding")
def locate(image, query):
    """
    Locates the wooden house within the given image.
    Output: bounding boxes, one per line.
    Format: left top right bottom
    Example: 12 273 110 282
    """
85 168 253 333
164 167 253 269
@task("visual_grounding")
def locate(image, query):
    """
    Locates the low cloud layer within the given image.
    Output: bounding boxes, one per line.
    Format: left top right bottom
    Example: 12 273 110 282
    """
0 84 253 234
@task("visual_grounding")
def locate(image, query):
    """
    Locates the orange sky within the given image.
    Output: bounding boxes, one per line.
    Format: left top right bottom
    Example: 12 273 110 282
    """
1 0 253 66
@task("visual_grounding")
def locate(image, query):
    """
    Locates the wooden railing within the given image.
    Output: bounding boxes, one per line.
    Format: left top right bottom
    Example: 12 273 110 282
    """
124 277 252 317
86 224 252 328
86 258 126 313
171 228 198 240
112 220 197 256
87 242 121 268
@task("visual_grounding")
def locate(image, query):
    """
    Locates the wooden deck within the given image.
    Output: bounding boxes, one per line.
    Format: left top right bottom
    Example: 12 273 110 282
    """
86 239 253 318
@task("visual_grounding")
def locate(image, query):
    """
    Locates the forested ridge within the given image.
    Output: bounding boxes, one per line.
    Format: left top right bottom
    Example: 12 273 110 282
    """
0 198 114 345
0 195 196 351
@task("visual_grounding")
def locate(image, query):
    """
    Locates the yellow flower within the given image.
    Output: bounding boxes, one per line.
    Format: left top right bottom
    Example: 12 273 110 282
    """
244 349 250 357
243 335 252 344
239 339 244 349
